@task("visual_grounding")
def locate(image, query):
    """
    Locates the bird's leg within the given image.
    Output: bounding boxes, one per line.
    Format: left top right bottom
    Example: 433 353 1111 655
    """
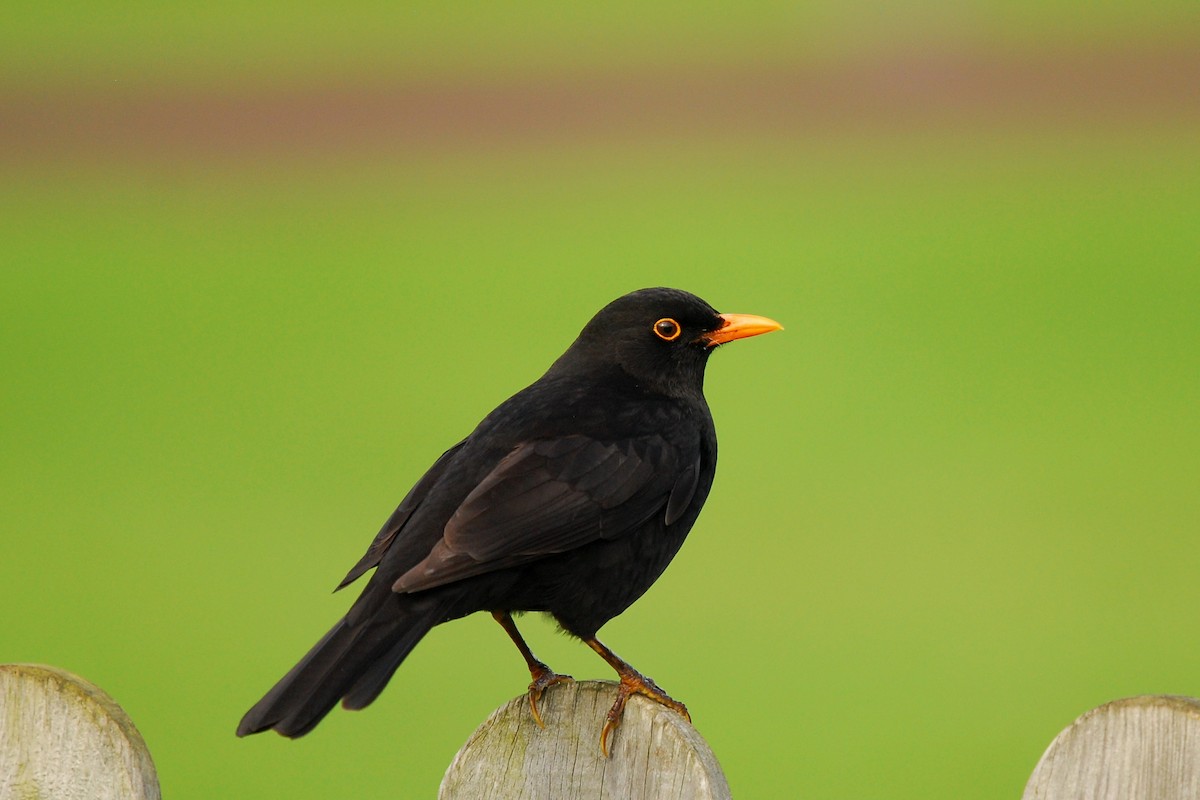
584 637 691 757
492 611 573 728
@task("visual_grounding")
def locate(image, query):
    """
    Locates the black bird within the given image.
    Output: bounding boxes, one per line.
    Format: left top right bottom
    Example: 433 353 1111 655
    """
237 287 781 754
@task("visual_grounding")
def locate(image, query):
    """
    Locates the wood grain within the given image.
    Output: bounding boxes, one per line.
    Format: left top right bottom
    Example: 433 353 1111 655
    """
1023 695 1200 800
440 679 730 799
0 664 160 800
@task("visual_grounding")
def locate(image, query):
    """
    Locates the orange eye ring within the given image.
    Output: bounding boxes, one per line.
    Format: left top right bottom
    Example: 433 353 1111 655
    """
653 318 682 341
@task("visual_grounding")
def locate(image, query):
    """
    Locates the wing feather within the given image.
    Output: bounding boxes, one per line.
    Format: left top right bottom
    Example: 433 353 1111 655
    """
392 434 688 593
335 439 467 590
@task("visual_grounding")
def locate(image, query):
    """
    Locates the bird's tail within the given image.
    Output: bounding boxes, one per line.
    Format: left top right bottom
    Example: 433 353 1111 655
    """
237 586 458 738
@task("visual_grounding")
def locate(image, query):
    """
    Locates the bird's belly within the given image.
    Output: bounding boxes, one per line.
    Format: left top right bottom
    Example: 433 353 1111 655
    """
512 522 691 640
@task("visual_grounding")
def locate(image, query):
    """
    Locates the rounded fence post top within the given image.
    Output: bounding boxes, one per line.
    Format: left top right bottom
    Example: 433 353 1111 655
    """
441 679 730 800
0 663 161 800
1023 694 1200 800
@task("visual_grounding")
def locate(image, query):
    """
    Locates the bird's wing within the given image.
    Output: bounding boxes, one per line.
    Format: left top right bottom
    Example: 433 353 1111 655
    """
392 434 699 593
335 439 468 590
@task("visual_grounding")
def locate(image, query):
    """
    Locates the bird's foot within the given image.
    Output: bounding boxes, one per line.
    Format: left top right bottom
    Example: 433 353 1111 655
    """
526 662 574 729
600 669 690 757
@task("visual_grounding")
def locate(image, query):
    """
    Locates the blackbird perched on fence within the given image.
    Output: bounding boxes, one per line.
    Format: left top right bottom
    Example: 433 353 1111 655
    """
237 287 781 754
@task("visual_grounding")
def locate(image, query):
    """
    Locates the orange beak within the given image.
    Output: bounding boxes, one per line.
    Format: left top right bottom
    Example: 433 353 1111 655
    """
701 313 784 347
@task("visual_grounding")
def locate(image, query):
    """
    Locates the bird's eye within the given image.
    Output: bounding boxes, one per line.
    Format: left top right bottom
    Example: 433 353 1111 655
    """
653 318 682 341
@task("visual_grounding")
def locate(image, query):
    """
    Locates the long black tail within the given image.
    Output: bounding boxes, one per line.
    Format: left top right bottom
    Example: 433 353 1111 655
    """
237 586 457 738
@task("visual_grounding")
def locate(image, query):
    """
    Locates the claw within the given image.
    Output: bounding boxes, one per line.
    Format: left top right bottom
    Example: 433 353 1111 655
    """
492 610 574 728
598 668 689 757
600 716 618 758
526 665 574 729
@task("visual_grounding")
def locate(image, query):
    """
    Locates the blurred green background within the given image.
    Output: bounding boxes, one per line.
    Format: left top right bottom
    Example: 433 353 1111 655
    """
3 3 1198 798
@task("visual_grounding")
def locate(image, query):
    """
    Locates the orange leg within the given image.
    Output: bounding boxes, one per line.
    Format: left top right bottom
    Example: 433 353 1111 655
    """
584 637 690 757
492 611 573 728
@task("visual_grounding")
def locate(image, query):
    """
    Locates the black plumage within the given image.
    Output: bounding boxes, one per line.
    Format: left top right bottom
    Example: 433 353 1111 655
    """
237 287 781 752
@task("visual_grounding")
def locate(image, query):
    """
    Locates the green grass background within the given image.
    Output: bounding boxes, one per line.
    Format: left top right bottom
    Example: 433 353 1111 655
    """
3 5 1198 798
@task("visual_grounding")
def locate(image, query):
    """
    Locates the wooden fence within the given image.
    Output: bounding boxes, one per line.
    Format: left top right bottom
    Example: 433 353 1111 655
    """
0 664 160 800
2 663 1198 798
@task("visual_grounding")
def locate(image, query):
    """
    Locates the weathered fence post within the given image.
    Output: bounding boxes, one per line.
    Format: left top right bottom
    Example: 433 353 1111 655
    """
1023 695 1200 799
440 679 730 799
0 663 161 800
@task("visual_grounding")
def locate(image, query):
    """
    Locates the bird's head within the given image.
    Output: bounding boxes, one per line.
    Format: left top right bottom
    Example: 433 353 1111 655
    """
550 287 782 398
